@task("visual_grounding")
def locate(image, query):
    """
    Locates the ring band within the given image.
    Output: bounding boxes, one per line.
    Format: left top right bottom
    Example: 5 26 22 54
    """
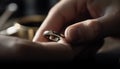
43 30 63 42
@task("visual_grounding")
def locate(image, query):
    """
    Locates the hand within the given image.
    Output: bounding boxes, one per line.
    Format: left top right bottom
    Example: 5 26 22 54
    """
0 35 102 61
33 0 120 44
0 35 73 61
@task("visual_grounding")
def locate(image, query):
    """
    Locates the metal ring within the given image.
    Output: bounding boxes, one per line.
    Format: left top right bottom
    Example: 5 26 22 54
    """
43 30 63 42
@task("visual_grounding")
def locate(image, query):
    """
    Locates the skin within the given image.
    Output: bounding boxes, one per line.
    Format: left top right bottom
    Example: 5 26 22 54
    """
0 35 102 61
33 0 120 43
32 0 120 60
0 0 120 62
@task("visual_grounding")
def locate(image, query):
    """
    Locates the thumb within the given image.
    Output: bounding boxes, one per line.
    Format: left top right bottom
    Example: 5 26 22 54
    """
65 19 103 43
65 10 120 43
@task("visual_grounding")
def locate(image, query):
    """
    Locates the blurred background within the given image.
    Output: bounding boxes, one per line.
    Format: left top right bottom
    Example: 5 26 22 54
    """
0 0 59 40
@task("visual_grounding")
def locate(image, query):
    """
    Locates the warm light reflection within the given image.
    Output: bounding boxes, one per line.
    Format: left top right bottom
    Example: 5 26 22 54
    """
6 23 21 35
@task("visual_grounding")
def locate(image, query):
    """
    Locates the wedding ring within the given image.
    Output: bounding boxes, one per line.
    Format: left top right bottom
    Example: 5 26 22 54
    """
43 30 64 42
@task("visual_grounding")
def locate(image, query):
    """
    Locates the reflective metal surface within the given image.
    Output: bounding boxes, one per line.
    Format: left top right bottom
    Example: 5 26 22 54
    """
43 30 64 42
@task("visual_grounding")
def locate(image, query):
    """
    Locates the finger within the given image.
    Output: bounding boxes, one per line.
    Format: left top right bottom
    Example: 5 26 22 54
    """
97 37 120 59
0 35 73 61
96 37 120 63
65 5 120 43
65 19 102 43
33 0 87 42
0 35 101 61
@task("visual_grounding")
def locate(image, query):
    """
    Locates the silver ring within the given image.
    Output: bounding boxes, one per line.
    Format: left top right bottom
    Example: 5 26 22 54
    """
43 30 64 42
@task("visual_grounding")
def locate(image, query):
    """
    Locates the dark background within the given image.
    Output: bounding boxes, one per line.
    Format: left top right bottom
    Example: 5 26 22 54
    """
0 0 59 18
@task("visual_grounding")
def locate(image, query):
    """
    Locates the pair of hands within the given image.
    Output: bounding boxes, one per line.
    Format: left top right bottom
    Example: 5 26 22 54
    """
33 0 120 43
33 0 120 56
0 0 120 61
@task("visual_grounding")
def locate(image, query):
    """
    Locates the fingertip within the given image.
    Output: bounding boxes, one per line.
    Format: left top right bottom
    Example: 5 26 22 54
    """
32 32 49 42
65 24 81 43
64 19 102 44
